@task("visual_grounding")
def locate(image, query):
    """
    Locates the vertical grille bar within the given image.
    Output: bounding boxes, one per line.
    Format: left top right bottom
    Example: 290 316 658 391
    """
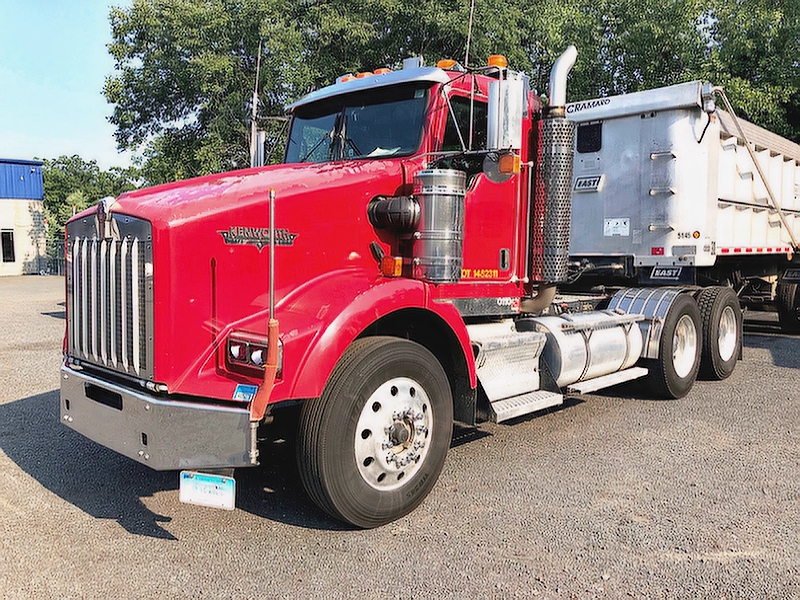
131 238 140 376
66 214 153 381
120 237 129 373
81 238 89 358
110 240 117 368
90 239 98 361
100 239 107 364
70 238 80 357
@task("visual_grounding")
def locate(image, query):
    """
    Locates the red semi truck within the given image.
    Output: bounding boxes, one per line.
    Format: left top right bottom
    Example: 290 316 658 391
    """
60 47 740 527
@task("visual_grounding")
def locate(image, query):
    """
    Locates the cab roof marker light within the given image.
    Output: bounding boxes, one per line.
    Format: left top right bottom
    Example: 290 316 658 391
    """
437 59 458 69
373 68 392 75
488 54 508 69
355 72 373 79
336 74 355 84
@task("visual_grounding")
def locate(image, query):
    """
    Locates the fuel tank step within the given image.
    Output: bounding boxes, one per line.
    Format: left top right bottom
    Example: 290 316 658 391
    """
467 321 547 402
490 390 564 423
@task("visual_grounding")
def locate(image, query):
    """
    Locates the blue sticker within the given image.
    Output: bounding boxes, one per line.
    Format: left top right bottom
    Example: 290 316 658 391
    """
233 384 258 402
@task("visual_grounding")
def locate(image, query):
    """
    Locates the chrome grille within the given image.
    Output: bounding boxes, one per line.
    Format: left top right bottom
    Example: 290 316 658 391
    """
66 214 154 380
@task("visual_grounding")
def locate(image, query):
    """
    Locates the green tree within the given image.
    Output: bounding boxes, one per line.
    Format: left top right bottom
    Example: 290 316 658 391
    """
41 155 138 252
702 0 800 141
104 0 800 182
105 0 311 183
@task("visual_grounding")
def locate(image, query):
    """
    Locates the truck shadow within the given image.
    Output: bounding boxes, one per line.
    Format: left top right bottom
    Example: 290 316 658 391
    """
0 390 178 539
0 391 348 537
233 440 350 531
233 418 493 529
742 333 800 369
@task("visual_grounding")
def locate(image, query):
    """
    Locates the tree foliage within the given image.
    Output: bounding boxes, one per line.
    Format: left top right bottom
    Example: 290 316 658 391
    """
41 155 138 251
104 0 800 185
703 0 800 139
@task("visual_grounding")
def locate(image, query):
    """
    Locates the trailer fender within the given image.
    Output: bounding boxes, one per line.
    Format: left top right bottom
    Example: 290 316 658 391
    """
275 269 475 401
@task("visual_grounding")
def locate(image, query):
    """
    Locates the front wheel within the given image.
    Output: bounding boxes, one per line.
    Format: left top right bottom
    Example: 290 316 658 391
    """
645 293 701 399
296 337 453 528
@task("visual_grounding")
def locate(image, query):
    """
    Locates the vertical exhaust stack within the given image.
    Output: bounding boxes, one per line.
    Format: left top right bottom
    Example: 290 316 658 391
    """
533 46 577 284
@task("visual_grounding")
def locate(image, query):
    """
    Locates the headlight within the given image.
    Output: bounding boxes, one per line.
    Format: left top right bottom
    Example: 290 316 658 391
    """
226 333 282 378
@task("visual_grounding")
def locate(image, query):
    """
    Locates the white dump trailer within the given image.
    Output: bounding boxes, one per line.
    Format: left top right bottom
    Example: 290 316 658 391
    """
566 81 800 335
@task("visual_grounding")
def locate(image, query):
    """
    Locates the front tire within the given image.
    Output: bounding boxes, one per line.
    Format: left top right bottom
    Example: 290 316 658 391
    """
695 286 742 380
645 293 701 399
296 337 453 528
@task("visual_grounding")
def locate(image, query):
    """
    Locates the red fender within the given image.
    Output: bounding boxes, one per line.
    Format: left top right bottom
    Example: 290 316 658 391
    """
270 268 476 402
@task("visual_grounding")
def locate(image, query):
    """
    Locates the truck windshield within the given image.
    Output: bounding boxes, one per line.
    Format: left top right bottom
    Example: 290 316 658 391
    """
285 84 430 163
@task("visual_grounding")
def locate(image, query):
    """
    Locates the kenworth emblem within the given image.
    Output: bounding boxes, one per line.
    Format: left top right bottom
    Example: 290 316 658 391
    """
218 226 298 250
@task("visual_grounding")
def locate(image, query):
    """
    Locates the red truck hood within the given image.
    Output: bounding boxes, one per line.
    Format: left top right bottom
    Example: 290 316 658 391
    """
107 160 409 226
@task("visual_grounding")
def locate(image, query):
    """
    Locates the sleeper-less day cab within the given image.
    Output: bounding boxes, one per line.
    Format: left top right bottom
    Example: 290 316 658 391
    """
60 48 755 527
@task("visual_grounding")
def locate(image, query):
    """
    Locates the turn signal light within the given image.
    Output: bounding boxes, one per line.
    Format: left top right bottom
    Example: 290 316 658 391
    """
498 153 521 174
381 255 403 277
488 54 508 68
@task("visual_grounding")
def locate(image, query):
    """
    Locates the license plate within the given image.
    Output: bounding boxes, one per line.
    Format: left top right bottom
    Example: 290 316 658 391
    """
179 471 236 510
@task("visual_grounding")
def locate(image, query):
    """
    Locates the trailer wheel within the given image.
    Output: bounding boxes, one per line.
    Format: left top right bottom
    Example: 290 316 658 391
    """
695 286 742 380
646 293 701 399
296 337 453 528
777 282 800 334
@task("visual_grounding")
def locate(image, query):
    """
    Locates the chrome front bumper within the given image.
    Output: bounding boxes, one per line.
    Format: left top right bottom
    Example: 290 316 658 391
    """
60 366 252 471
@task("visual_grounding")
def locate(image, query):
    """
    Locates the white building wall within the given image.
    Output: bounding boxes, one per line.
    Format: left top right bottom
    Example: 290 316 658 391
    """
0 198 46 276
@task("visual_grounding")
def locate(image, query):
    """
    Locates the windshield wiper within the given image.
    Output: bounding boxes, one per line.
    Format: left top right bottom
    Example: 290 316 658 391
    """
299 127 335 162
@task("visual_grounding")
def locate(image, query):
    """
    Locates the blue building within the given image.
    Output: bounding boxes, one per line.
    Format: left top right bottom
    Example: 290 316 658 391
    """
0 158 45 276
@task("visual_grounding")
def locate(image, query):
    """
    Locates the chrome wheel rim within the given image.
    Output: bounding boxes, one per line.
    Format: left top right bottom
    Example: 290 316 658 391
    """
354 377 432 491
673 314 698 379
717 305 738 362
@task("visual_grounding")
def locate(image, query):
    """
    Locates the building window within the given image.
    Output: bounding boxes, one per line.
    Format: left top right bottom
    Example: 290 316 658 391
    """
1 230 15 263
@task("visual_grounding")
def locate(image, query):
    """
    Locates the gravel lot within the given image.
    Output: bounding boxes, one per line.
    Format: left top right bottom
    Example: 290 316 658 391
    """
0 275 798 599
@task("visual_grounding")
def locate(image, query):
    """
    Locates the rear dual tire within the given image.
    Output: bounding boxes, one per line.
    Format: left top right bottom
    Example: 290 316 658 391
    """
777 282 800 334
646 293 701 399
695 286 742 380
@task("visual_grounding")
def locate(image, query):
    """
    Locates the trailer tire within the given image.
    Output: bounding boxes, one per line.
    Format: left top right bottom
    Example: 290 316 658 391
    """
296 337 453 528
645 293 701 399
695 286 741 380
777 282 800 334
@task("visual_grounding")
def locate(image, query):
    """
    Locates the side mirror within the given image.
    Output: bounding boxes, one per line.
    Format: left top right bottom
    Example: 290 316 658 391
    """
487 72 526 151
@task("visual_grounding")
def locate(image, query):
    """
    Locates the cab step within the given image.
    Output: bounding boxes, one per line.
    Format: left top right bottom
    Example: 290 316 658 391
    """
490 389 564 423
467 321 560 423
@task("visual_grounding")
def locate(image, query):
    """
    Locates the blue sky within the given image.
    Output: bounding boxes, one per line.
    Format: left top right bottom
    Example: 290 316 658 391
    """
0 1 132 169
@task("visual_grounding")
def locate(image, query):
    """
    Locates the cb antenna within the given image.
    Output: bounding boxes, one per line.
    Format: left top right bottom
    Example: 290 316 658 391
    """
250 41 263 167
464 0 476 67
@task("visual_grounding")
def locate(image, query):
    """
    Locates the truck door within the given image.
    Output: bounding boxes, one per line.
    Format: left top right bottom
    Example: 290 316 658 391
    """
441 95 518 282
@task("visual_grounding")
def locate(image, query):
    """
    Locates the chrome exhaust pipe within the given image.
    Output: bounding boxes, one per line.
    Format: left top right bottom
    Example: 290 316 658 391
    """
547 45 577 117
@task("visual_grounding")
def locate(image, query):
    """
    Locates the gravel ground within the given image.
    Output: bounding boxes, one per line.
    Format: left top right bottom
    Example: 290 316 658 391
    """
0 275 798 599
